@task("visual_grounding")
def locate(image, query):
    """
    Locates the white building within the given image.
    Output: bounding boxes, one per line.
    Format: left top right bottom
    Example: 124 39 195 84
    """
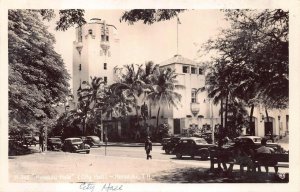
153 54 221 136
72 19 120 102
155 54 289 139
71 21 288 140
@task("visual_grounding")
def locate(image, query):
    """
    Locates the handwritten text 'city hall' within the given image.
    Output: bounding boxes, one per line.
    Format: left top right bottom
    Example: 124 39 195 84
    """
80 183 123 192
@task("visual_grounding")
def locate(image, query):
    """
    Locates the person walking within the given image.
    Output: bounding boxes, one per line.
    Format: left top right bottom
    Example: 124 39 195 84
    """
145 136 152 160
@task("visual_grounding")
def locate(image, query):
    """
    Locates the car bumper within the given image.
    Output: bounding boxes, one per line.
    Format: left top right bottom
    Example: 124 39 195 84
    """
75 149 90 153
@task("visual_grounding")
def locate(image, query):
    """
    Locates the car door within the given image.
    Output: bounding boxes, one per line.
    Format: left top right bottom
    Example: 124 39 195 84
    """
187 140 196 156
177 140 187 155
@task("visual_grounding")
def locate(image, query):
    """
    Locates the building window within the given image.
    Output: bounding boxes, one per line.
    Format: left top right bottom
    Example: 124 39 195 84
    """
191 67 196 74
183 66 189 73
101 35 105 41
104 76 107 83
191 90 196 103
106 36 109 41
199 68 203 75
88 29 93 35
79 64 82 71
78 27 82 42
104 63 107 70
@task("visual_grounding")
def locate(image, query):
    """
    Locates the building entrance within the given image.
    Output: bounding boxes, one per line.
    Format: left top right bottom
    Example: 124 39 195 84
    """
264 121 273 136
174 119 181 134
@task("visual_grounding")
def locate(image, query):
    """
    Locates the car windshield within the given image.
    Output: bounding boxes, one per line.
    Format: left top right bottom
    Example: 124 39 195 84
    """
71 139 82 143
49 138 61 142
195 138 207 144
253 138 262 142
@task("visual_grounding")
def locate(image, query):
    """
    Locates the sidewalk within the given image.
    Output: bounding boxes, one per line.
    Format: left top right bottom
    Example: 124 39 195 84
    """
100 142 162 147
277 134 289 151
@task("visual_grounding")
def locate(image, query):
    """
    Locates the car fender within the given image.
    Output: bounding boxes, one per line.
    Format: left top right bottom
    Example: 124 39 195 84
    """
84 144 90 149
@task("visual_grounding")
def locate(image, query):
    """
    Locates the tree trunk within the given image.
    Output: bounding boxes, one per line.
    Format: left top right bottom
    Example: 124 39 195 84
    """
224 95 229 137
156 107 161 134
220 99 224 129
265 108 273 142
249 104 254 136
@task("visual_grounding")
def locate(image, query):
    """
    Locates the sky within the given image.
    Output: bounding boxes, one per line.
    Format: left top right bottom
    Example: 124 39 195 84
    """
46 10 229 79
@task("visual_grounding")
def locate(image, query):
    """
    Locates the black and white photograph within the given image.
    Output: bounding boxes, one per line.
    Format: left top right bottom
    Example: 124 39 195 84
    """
1 1 300 192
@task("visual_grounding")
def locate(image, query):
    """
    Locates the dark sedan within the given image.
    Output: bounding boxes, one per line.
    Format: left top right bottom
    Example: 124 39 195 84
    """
85 136 102 147
234 136 285 153
62 138 90 154
173 137 216 160
47 137 62 151
162 136 182 154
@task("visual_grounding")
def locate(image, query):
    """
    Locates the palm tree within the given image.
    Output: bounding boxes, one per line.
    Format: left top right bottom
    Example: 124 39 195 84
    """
110 64 146 138
204 59 241 138
77 77 106 135
146 67 184 132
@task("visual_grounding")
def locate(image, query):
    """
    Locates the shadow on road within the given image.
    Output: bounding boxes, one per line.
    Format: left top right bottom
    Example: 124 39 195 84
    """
169 157 210 161
152 167 289 183
8 145 40 157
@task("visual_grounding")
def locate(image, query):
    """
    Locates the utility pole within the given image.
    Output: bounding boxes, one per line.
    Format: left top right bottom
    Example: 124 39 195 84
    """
177 17 181 55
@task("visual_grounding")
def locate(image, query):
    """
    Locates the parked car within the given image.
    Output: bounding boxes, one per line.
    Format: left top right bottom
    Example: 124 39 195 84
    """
173 137 216 160
47 137 62 151
200 133 213 144
234 136 284 153
161 138 171 146
162 136 182 154
85 136 102 147
23 135 38 146
62 138 90 154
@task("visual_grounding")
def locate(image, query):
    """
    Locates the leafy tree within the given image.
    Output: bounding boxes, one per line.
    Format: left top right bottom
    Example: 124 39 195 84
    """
206 9 288 109
8 10 70 135
120 9 185 25
204 9 288 137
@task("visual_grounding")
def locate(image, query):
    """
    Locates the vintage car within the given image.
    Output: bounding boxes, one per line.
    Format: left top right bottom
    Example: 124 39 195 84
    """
23 135 39 146
85 136 102 147
162 136 182 154
200 133 213 144
47 137 62 151
173 137 216 160
234 136 285 153
161 138 171 146
62 138 90 154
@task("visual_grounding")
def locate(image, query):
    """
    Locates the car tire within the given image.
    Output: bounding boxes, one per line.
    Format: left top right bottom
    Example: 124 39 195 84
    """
165 149 170 154
86 150 90 154
176 153 182 159
200 150 209 160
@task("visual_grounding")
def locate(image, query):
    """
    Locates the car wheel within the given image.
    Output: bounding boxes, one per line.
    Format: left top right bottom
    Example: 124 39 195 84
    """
200 150 209 160
176 153 182 159
86 150 90 154
165 149 170 154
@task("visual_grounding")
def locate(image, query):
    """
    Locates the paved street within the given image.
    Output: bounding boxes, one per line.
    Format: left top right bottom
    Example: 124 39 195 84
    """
9 145 288 183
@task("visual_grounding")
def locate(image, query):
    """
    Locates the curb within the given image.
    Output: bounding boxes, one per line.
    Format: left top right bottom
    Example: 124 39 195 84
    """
99 143 162 147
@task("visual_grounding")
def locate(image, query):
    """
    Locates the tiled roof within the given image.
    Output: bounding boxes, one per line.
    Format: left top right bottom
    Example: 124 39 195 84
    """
160 54 198 66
